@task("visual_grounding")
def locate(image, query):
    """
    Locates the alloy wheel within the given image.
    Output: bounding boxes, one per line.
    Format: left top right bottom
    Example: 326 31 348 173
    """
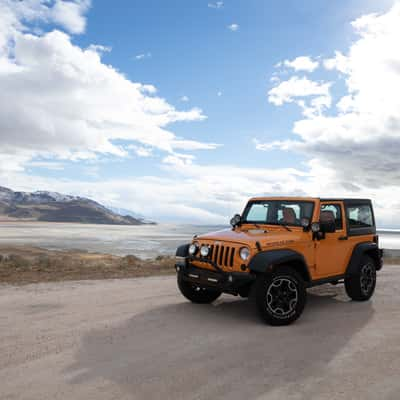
266 277 298 317
360 263 376 296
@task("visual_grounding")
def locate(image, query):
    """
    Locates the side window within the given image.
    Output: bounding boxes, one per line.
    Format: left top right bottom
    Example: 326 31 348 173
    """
320 204 343 229
347 205 373 228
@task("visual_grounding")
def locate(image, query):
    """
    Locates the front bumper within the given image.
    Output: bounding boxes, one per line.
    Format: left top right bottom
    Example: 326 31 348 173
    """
175 256 255 294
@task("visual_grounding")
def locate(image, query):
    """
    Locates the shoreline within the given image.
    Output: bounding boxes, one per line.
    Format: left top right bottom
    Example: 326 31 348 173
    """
0 244 398 285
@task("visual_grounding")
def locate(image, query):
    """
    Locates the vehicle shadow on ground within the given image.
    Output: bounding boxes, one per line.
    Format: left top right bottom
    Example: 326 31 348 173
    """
66 285 374 400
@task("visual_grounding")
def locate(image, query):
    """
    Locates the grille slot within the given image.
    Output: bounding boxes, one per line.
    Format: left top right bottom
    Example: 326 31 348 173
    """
219 246 224 265
209 245 214 259
224 247 229 266
214 245 219 264
229 248 235 266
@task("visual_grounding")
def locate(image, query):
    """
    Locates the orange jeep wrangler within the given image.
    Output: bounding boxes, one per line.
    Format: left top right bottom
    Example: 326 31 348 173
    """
175 197 383 325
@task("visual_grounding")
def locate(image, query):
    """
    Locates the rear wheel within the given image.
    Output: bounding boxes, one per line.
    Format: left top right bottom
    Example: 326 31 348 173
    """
254 266 307 326
177 275 222 304
345 255 376 301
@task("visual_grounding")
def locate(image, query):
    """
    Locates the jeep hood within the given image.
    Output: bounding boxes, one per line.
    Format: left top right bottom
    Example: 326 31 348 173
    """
196 228 300 248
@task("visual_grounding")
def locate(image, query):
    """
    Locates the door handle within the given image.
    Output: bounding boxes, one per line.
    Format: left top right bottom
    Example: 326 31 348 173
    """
338 236 348 241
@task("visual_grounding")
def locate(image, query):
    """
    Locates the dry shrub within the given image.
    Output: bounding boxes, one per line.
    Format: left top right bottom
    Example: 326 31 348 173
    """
123 255 140 266
7 254 31 269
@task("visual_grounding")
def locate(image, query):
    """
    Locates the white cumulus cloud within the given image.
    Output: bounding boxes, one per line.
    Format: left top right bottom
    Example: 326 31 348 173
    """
268 76 332 116
268 76 331 106
283 56 319 72
50 0 90 34
0 0 217 174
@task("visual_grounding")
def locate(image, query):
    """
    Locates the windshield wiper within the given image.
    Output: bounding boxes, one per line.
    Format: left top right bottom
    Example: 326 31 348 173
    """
241 222 268 232
241 221 261 228
279 222 292 232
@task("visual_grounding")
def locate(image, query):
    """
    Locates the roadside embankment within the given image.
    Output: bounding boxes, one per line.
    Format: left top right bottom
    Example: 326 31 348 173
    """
0 245 175 284
382 248 400 264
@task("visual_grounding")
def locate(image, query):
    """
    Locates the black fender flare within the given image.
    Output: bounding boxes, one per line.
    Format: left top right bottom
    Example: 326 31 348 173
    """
346 242 382 275
248 249 311 282
176 243 190 257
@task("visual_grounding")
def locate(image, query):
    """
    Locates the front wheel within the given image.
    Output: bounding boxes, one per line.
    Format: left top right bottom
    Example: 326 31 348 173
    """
254 266 307 326
177 275 222 304
345 255 376 301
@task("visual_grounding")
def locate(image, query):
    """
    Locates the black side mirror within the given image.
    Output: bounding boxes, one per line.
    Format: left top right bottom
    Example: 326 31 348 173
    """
320 220 336 233
230 214 242 227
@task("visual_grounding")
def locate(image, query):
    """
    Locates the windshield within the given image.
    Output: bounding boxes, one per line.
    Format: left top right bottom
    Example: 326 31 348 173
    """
242 200 314 227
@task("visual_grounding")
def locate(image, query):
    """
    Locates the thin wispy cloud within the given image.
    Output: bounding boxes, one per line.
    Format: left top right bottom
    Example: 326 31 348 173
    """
208 2 223 9
128 145 153 158
27 161 65 171
180 95 189 102
87 44 111 53
227 23 239 31
135 52 152 60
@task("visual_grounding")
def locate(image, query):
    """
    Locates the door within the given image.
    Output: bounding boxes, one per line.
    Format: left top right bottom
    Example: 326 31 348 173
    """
315 202 353 278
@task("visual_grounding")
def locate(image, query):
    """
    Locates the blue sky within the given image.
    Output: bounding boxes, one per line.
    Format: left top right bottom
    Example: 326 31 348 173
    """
0 0 400 226
72 0 386 171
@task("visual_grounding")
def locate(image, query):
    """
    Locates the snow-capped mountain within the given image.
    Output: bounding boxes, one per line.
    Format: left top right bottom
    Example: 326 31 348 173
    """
0 186 153 225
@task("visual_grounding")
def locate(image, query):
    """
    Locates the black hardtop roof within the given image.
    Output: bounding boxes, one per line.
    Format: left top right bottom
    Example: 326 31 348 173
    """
248 197 373 204
320 198 372 204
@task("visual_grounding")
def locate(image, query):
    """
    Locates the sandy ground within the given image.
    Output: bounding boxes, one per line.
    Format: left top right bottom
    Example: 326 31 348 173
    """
1 266 400 400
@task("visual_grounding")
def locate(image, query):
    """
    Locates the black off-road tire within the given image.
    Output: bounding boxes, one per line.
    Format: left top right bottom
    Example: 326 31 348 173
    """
177 275 222 304
345 254 376 301
254 266 307 326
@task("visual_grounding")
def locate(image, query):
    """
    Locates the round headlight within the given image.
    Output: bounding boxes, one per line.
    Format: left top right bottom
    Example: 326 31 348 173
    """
200 245 210 257
239 247 250 261
300 217 310 228
311 222 320 233
188 243 198 255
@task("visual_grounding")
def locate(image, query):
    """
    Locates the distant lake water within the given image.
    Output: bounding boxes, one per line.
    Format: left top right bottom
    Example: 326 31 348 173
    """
0 222 223 259
0 221 399 259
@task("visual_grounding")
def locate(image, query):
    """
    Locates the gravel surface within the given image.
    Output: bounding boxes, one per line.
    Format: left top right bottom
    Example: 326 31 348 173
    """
1 266 400 400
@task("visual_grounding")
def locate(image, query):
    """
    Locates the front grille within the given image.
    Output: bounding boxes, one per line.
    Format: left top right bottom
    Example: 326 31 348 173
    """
206 244 236 268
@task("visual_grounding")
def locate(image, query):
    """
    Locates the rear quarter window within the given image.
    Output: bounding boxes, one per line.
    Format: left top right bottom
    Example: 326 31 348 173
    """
345 202 376 236
347 205 373 228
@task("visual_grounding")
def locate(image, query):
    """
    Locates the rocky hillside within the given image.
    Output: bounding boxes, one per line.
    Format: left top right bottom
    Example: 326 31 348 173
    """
0 186 152 225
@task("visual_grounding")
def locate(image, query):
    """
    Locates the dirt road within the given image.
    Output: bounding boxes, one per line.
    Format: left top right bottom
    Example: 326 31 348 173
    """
1 266 400 400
